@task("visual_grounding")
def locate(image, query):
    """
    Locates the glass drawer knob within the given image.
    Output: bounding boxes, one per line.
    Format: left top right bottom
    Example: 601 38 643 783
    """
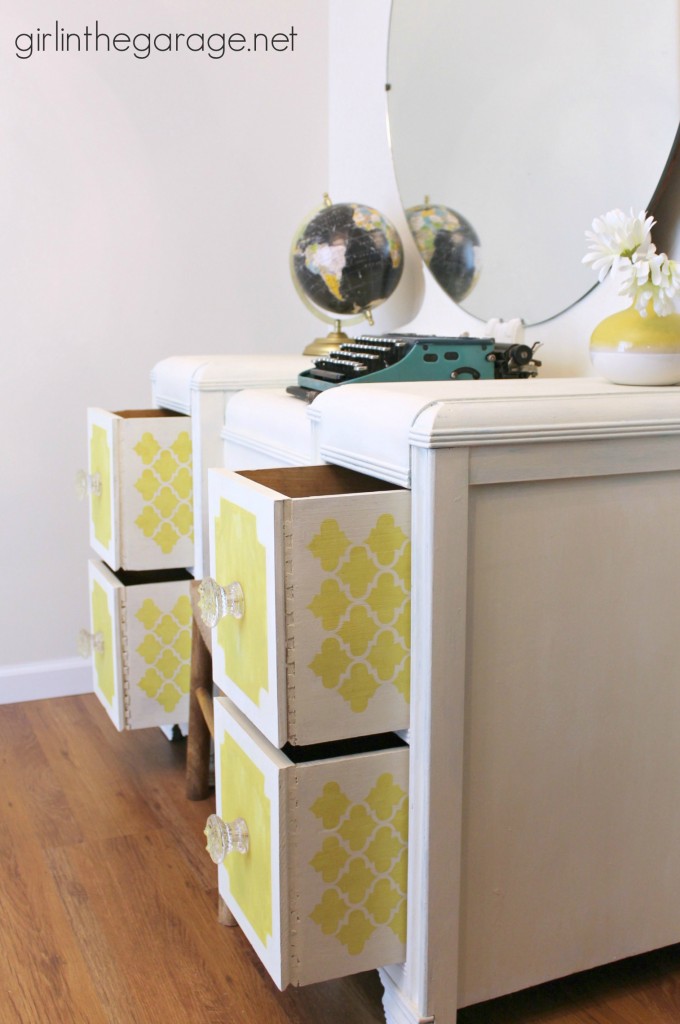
75 470 102 499
78 629 104 658
204 814 249 863
198 577 244 627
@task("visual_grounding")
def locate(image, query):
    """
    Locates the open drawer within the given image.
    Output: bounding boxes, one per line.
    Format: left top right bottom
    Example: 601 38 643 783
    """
85 408 194 571
85 559 192 730
207 696 408 989
206 465 411 747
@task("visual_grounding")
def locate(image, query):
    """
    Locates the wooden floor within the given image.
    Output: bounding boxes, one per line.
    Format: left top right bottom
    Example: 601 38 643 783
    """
2 695 680 1024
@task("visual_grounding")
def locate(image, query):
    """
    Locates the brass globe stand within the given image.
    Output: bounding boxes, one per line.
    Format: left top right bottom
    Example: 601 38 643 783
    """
302 315 374 358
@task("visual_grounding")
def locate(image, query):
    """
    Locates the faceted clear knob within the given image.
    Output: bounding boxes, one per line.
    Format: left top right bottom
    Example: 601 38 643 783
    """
198 577 244 627
78 629 104 658
204 814 249 863
75 470 102 499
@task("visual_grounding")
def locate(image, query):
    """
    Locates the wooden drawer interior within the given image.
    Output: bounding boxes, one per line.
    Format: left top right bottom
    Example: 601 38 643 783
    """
236 464 401 498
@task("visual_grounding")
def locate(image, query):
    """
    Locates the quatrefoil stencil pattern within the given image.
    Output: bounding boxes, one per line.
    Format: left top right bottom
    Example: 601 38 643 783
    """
135 595 192 711
133 430 193 554
307 514 410 713
308 772 408 954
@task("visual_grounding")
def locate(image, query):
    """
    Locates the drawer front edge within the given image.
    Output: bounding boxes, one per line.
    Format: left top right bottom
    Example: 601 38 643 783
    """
209 470 287 745
214 697 290 989
88 560 125 729
87 409 119 569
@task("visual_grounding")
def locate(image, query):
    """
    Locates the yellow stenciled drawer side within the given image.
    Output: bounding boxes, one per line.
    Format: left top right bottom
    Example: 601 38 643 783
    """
288 491 411 744
210 697 409 990
87 560 192 730
86 408 194 572
207 465 411 748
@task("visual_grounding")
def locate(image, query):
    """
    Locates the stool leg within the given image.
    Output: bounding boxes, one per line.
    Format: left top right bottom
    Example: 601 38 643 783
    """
186 616 212 801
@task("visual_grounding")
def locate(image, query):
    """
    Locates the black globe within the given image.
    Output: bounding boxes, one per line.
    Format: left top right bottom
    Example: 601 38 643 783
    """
291 202 404 317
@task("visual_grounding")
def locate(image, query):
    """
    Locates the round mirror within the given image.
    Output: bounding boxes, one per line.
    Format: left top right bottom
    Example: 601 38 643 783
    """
387 1 680 325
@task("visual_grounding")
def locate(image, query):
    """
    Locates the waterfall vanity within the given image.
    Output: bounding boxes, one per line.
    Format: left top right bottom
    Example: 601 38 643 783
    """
198 374 680 1023
82 361 680 1021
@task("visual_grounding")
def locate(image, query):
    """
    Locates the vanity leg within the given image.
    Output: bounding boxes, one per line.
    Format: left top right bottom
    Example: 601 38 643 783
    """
186 614 213 800
379 969 436 1024
218 895 238 927
384 448 469 1024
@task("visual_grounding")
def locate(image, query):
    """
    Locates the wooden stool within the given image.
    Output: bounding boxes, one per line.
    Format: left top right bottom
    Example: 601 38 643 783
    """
186 580 214 801
186 582 237 927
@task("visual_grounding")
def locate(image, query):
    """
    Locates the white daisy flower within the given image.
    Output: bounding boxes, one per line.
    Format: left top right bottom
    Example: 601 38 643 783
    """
584 207 677 316
619 252 680 316
583 208 656 282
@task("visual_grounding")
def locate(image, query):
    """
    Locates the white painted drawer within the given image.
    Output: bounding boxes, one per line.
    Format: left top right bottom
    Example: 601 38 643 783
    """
207 465 411 746
208 696 408 989
86 559 192 730
86 408 194 571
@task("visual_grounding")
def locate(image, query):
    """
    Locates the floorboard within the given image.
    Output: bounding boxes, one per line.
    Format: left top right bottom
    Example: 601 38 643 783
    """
1 694 680 1023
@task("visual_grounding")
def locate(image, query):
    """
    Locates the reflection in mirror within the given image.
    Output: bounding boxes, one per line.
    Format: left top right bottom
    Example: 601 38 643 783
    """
388 0 680 325
406 202 481 304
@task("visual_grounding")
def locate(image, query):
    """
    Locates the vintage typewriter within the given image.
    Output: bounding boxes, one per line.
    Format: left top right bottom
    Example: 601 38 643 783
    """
287 333 542 401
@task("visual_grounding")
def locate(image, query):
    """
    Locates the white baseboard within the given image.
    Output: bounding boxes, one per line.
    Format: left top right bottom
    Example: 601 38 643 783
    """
0 658 92 705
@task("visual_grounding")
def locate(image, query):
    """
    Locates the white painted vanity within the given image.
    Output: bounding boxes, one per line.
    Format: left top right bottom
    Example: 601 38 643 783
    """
306 376 680 1022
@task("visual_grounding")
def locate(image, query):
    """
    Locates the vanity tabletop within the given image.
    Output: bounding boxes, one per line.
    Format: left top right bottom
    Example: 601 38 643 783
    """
309 377 680 486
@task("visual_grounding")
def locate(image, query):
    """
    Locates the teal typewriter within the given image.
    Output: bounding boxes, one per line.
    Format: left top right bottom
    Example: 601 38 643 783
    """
287 333 542 401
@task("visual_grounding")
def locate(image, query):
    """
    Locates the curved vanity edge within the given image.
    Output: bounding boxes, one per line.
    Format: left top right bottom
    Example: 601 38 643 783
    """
150 354 311 410
378 968 435 1024
310 381 466 487
222 387 319 469
409 378 680 450
187 354 311 392
316 445 411 488
150 355 216 413
311 377 680 486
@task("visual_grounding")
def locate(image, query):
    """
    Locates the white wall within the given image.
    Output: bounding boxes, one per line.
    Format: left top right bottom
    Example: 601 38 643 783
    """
2 0 677 696
0 0 328 687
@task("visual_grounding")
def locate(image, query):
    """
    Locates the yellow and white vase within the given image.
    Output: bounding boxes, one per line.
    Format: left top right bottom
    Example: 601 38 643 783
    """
589 307 680 386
